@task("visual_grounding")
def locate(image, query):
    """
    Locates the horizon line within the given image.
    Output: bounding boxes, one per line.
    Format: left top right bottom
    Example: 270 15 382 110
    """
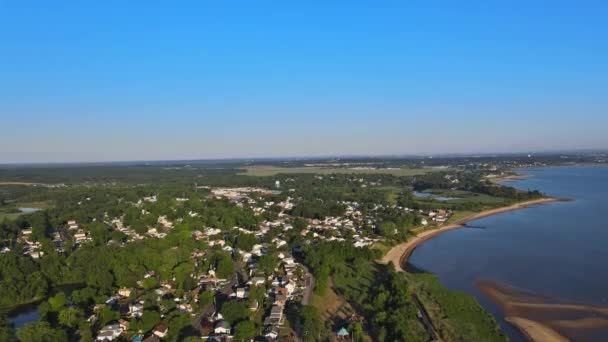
1 149 607 167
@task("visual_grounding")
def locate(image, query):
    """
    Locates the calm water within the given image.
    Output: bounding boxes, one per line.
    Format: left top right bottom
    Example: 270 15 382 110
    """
18 207 40 213
413 191 459 201
8 305 39 328
409 166 608 341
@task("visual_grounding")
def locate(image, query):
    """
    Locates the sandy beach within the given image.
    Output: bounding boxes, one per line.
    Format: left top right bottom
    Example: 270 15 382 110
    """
489 174 531 183
476 280 608 341
505 317 569 342
379 197 566 272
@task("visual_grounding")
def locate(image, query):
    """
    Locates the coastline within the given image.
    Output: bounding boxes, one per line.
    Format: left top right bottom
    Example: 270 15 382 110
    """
476 279 608 342
505 317 568 342
379 197 568 272
489 174 531 183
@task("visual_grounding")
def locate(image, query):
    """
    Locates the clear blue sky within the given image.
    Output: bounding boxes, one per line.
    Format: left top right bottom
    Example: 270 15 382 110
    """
1 1 607 163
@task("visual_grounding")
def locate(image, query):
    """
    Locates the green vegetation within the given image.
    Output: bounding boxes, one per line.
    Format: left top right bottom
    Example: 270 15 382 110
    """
302 241 506 342
410 273 507 341
241 165 436 177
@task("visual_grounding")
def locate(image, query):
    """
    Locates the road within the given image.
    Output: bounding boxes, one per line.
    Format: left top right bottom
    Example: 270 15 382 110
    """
299 263 315 306
412 294 440 342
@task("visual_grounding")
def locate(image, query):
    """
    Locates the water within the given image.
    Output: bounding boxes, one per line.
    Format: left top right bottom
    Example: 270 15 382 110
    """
413 191 459 201
413 191 432 198
409 166 608 341
18 207 40 213
8 304 39 328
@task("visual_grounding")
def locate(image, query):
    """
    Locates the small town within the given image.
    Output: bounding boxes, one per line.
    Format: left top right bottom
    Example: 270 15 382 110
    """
7 178 464 341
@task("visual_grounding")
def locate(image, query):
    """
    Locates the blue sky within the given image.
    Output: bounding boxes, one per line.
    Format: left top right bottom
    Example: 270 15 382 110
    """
1 1 607 162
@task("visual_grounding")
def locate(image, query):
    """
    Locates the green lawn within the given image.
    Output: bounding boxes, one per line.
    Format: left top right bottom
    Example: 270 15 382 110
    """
240 166 439 177
0 211 24 221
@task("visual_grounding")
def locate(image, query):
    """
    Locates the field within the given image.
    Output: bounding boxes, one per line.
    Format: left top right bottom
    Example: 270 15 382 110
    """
240 165 438 176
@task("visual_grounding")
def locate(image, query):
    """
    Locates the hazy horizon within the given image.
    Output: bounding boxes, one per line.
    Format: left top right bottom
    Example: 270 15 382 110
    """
2 1 607 163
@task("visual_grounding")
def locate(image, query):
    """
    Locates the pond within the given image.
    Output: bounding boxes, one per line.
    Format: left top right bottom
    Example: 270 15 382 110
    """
413 191 459 201
8 304 39 328
18 207 41 213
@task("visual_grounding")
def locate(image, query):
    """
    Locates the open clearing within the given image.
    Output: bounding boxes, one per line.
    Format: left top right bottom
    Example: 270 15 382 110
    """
240 166 439 177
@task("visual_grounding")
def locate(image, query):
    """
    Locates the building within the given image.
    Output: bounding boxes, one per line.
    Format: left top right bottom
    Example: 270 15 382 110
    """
214 320 231 335
96 323 123 341
118 288 132 298
153 323 168 338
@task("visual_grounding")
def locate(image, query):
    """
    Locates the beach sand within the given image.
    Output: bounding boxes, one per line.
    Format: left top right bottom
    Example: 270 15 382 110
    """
477 280 608 342
505 317 569 342
379 197 566 272
489 174 531 183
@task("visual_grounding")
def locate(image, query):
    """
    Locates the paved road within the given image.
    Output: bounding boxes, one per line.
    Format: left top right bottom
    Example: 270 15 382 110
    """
299 263 315 306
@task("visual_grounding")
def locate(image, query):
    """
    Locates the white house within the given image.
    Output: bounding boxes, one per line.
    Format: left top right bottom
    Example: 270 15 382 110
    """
96 324 122 341
214 320 231 335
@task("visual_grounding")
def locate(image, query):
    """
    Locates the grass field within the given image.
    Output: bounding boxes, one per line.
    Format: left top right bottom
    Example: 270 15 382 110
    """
240 165 439 177
0 211 24 221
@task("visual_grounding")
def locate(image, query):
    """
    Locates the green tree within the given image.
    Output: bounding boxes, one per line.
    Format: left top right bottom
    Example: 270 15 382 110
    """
0 315 17 342
220 301 250 325
234 320 256 341
71 287 97 307
132 310 160 334
257 253 278 276
216 256 235 279
166 311 191 341
48 292 67 312
58 307 84 328
16 321 67 342
299 305 322 342
142 277 159 290
97 306 119 326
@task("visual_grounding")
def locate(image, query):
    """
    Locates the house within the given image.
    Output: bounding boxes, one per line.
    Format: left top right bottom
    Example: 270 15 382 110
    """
433 216 447 223
96 323 122 341
264 324 279 340
214 320 231 335
153 323 168 338
249 299 259 312
263 305 284 325
242 252 253 263
274 288 288 305
129 303 144 318
118 288 132 298
248 277 265 287
118 319 129 331
236 287 248 299
284 282 296 296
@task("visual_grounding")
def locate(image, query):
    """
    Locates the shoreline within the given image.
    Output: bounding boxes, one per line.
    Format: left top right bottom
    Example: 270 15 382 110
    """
476 280 608 342
379 197 568 272
505 317 568 342
489 174 531 183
